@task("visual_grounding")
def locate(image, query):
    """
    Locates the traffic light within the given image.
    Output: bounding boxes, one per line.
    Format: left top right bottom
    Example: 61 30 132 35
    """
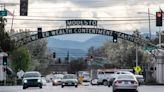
58 58 61 64
112 33 118 43
37 27 43 39
90 55 93 59
3 56 7 66
156 12 163 26
20 0 28 16
53 52 56 58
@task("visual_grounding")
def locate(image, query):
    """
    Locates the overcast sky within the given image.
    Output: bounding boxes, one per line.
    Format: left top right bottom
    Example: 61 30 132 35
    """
1 0 164 41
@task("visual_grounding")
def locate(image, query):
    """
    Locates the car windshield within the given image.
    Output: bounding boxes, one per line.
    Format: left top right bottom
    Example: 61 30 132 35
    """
53 74 64 79
117 75 134 80
24 72 41 78
63 75 76 79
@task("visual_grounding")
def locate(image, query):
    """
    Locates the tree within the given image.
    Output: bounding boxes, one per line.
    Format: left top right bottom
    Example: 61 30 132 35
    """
87 30 150 69
11 47 30 72
67 58 88 74
0 17 15 52
27 39 50 74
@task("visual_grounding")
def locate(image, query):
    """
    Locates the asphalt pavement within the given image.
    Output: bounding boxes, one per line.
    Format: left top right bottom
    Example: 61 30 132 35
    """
0 83 164 92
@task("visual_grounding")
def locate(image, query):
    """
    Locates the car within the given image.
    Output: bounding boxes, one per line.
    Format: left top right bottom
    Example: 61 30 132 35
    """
41 77 47 86
112 74 138 92
91 78 98 85
61 74 78 88
52 74 64 86
22 71 43 89
82 80 90 86
108 71 133 87
135 74 144 85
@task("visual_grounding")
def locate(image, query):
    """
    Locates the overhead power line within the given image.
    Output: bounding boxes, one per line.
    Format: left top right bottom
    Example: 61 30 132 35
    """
5 17 157 21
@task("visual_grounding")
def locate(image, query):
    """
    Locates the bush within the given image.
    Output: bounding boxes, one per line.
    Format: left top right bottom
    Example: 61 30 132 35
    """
0 80 15 86
145 79 159 85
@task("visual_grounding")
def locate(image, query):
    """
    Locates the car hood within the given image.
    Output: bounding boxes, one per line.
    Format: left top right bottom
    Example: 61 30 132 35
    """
61 79 78 82
23 77 41 80
53 79 61 81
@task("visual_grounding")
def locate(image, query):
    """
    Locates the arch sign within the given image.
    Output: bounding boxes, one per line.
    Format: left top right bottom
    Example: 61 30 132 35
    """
13 19 158 49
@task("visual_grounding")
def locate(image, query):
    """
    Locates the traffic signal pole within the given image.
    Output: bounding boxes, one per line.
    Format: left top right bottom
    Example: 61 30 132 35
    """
136 44 138 67
4 66 6 86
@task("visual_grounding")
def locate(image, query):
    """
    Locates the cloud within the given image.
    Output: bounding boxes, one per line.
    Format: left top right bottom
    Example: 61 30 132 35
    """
4 0 164 40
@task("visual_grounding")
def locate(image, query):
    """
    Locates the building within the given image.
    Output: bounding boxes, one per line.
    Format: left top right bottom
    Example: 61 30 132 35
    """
149 49 164 84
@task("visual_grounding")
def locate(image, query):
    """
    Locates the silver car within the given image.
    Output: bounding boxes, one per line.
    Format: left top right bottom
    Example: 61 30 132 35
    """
61 74 78 88
52 74 64 86
112 74 138 92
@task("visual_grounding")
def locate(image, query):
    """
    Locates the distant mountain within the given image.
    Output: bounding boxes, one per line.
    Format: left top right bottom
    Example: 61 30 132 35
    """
47 33 156 58
47 35 111 58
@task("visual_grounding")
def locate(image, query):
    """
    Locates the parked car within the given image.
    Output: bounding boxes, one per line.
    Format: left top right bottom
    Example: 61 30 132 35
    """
22 71 43 89
112 74 138 92
52 74 64 86
135 74 144 85
61 74 78 88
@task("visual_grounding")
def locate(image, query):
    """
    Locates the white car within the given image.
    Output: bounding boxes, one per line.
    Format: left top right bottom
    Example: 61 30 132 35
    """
112 74 139 92
91 78 98 85
52 74 64 86
41 77 47 86
108 71 133 87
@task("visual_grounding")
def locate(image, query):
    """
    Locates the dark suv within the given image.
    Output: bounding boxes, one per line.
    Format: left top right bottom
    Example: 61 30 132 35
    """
22 71 43 89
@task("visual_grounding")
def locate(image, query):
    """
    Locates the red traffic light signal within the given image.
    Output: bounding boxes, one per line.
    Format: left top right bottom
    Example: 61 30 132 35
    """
156 12 163 26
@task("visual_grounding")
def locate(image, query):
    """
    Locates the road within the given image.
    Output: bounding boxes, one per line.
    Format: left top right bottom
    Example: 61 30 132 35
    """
0 83 164 92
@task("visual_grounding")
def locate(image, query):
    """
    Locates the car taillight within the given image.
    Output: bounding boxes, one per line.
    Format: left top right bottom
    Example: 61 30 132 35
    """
131 81 138 84
115 80 122 84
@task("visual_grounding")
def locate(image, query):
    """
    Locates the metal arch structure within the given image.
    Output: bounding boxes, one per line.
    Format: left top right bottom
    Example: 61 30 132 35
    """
11 27 159 49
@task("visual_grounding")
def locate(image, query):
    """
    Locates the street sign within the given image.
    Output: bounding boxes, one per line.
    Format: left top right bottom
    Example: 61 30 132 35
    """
17 70 24 79
0 11 7 16
134 66 142 74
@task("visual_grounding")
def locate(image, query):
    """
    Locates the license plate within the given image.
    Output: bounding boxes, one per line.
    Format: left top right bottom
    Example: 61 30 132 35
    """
125 82 128 84
68 83 72 85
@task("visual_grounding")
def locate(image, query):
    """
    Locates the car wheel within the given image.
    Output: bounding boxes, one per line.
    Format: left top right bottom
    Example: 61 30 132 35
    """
23 86 26 89
39 85 42 89
135 89 138 92
108 84 111 87
113 89 117 92
61 85 64 88
75 85 78 88
103 81 108 86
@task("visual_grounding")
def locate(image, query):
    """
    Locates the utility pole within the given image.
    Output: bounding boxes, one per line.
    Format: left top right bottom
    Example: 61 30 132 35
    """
159 30 161 48
148 8 151 39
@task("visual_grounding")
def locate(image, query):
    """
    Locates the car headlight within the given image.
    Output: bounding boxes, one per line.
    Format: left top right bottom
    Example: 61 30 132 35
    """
37 79 41 83
24 80 27 83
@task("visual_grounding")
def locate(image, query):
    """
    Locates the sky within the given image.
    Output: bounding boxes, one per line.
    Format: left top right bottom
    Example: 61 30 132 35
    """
0 0 164 42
